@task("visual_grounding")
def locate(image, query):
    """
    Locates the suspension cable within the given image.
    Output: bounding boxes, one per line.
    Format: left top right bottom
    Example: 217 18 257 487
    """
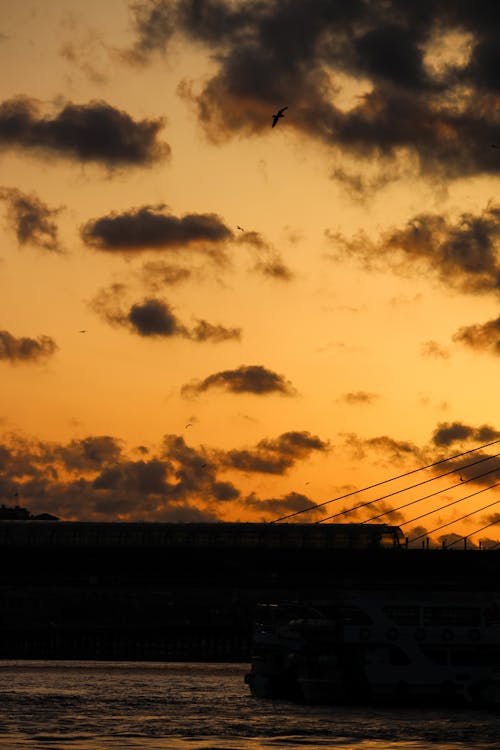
271 436 500 523
317 452 500 524
399 480 500 528
408 496 500 543
445 517 500 548
361 470 500 525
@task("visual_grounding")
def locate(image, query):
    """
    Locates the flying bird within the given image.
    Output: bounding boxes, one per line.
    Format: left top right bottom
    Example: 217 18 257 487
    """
185 423 193 429
78 330 87 333
492 144 499 149
272 106 288 128
237 225 245 232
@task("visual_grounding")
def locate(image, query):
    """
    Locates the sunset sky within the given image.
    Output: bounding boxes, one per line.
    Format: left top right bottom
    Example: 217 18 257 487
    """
0 0 499 544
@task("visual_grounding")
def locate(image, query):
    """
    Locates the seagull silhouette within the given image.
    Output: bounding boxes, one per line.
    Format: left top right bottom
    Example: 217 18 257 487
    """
237 225 245 232
272 106 288 128
78 330 87 333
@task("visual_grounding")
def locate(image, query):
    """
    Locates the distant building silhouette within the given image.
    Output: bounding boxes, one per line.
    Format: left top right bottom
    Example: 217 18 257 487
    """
0 505 58 521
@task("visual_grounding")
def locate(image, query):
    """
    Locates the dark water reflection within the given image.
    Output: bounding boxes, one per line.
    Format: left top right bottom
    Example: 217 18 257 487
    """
0 661 497 749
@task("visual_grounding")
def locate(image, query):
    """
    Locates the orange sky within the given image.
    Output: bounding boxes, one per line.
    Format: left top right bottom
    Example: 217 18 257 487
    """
0 0 499 544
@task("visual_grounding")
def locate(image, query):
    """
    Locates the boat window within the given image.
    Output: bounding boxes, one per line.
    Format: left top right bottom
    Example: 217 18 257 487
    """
379 531 398 548
384 606 419 625
422 606 482 626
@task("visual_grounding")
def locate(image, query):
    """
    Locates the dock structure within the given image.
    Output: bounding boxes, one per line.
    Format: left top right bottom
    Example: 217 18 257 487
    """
1 521 499 661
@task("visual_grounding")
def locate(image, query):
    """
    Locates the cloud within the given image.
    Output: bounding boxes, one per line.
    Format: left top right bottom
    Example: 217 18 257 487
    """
0 187 63 251
242 490 326 521
238 231 294 281
81 204 233 255
128 298 184 337
452 315 500 355
327 203 500 297
139 260 192 290
220 430 330 475
129 1 500 181
338 391 379 405
190 320 241 343
421 340 451 359
0 96 169 167
0 430 243 521
123 0 175 65
181 364 297 397
342 432 422 463
0 330 58 364
82 207 293 282
56 436 123 471
91 287 241 342
343 422 500 492
431 421 500 447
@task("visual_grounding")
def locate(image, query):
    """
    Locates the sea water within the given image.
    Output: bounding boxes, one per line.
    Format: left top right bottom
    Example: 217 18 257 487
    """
0 661 497 750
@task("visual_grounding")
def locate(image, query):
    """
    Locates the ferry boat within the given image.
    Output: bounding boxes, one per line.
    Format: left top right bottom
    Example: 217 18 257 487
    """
244 593 500 707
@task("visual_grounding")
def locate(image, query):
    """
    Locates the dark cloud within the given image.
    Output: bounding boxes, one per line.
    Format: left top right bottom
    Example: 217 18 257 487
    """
0 431 242 521
220 430 329 475
238 231 294 281
91 288 241 342
0 330 57 364
81 204 232 254
342 432 422 463
421 340 450 359
327 204 500 297
181 364 297 397
190 320 241 343
128 298 183 337
0 187 63 251
0 97 169 167
339 391 379 405
343 422 500 492
139 260 192 290
57 436 123 471
93 458 170 494
124 0 175 64
129 0 500 181
452 315 500 355
432 421 500 447
243 490 326 521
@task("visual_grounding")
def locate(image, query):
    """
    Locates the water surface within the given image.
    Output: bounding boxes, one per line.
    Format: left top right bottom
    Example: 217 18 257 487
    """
0 661 497 749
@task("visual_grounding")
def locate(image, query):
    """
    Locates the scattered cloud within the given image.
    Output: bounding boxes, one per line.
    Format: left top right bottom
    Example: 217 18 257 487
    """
0 330 58 364
138 260 193 290
219 430 330 475
421 340 451 359
181 364 297 397
326 204 500 297
91 288 241 342
242 490 325 521
0 426 329 522
81 204 232 254
431 421 500 447
123 0 174 65
0 187 63 251
0 96 169 167
338 391 379 405
238 231 294 281
342 432 423 463
129 1 500 182
452 315 500 355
